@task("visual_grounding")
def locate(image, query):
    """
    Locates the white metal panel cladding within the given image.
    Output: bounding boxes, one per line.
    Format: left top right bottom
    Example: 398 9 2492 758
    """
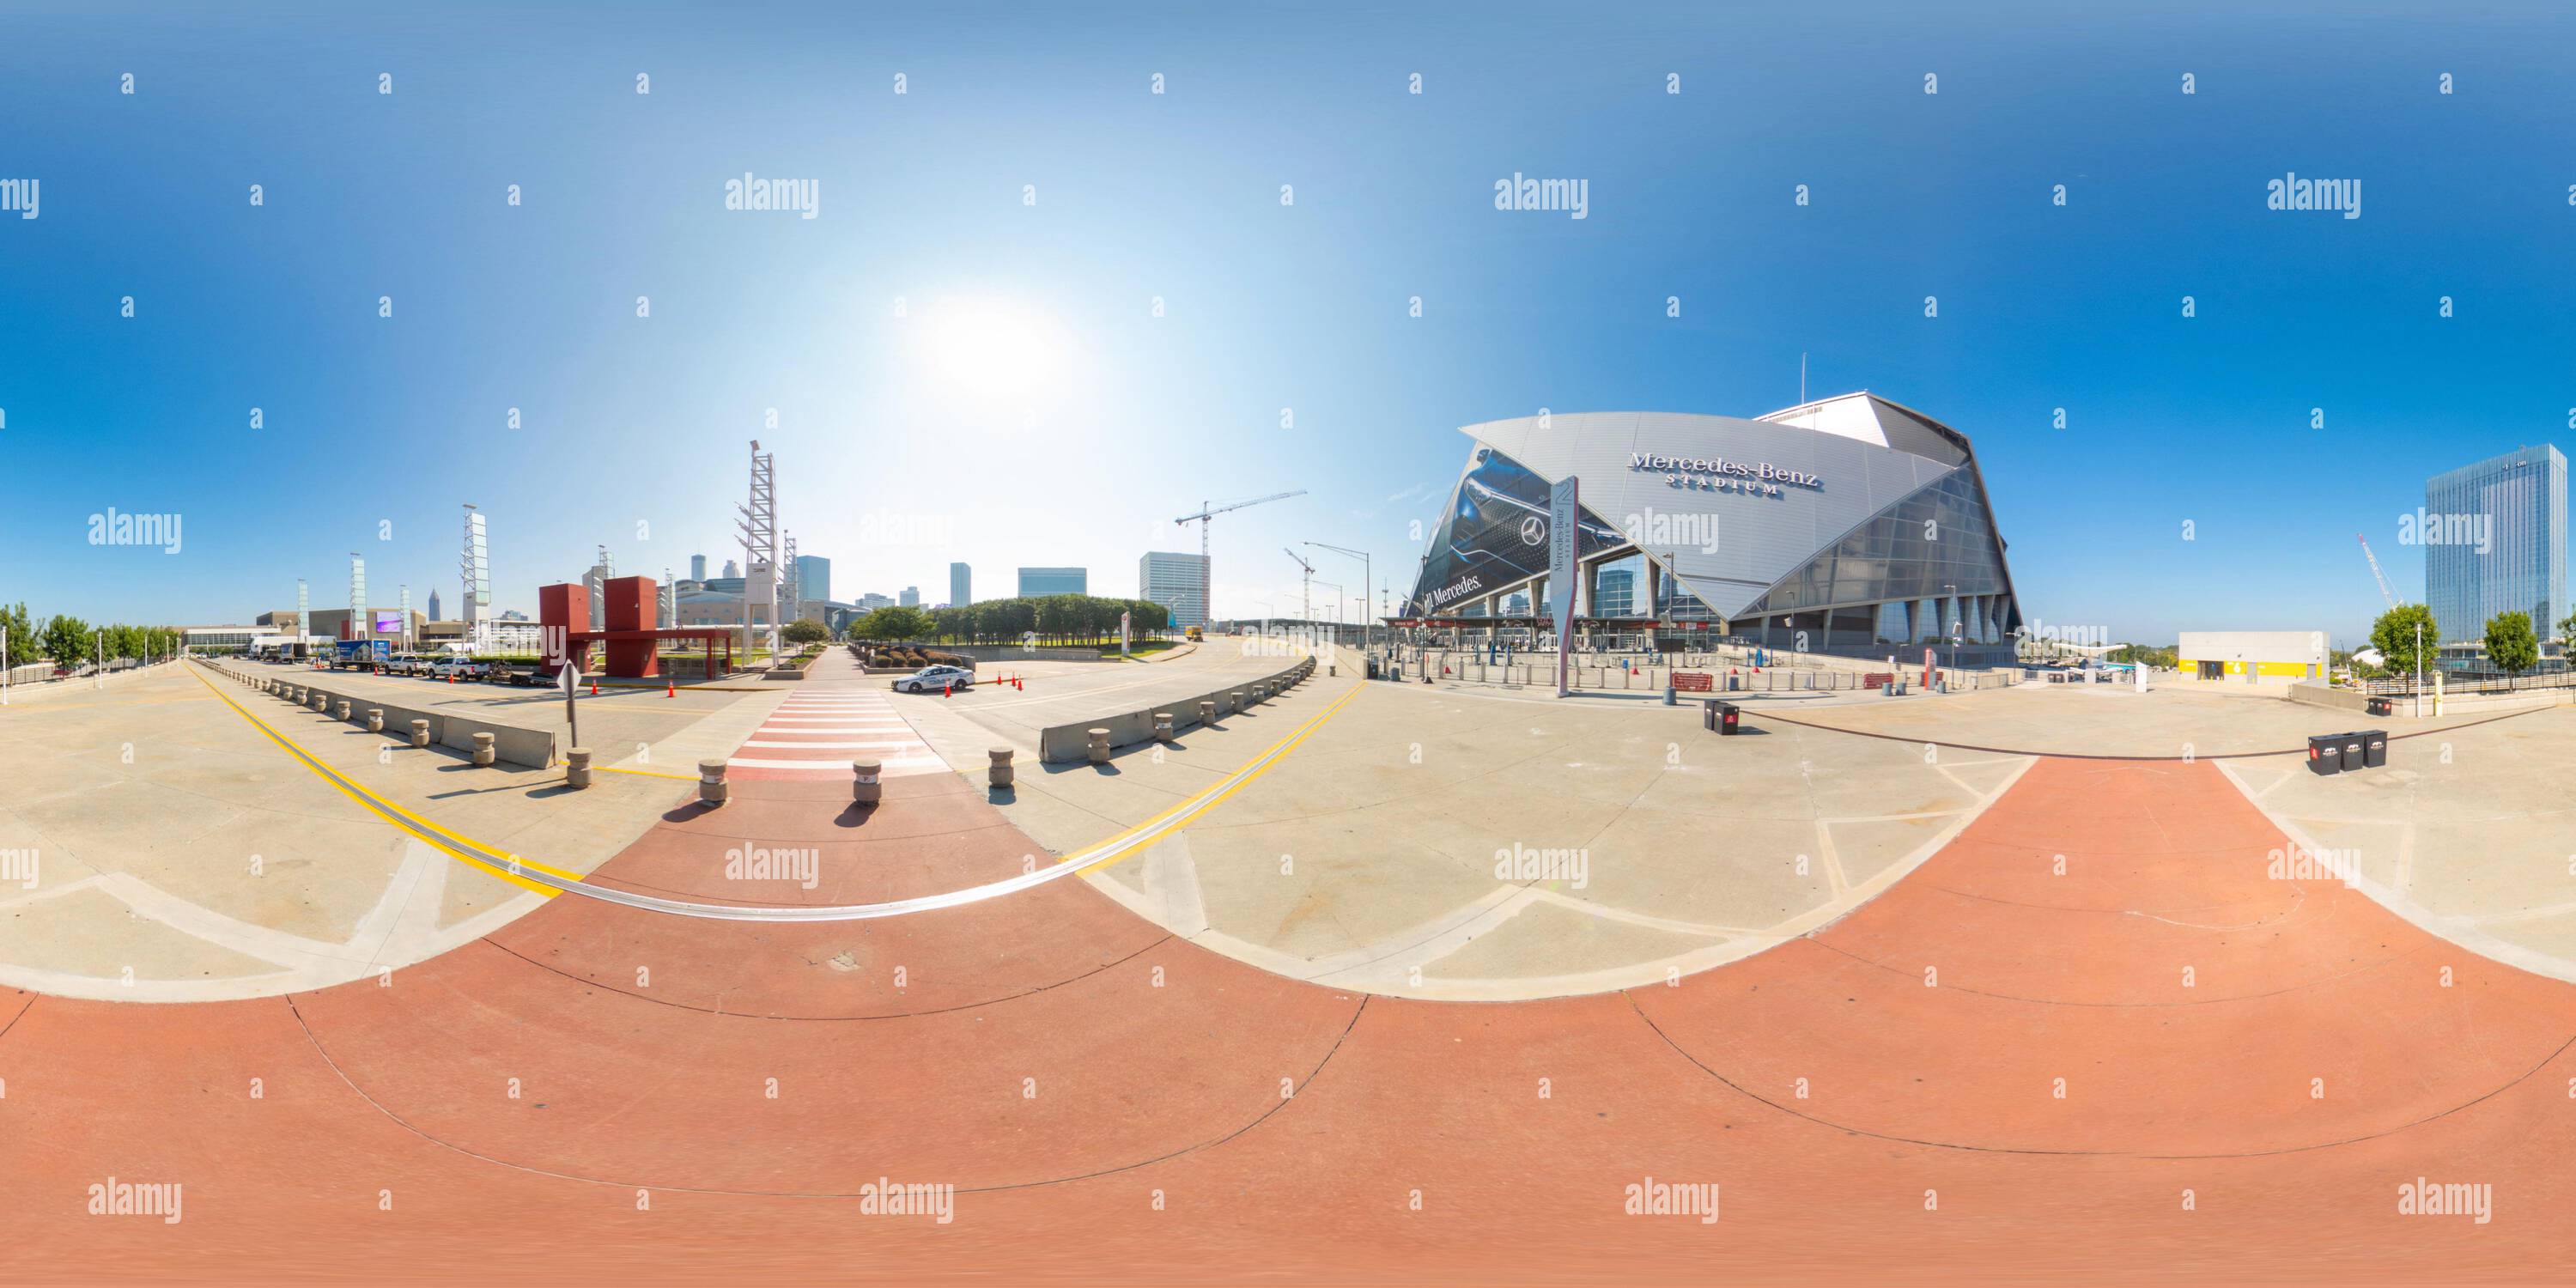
1431 404 1972 619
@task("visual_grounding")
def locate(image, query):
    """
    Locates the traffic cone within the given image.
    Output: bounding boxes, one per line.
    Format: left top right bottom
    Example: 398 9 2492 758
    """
943 681 952 697
666 677 676 698
590 682 599 697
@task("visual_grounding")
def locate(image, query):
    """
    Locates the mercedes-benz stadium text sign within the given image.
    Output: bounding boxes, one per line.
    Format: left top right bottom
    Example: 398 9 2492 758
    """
1629 452 1822 495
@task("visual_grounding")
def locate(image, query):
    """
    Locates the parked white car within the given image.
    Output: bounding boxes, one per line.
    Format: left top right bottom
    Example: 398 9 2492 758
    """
893 665 974 694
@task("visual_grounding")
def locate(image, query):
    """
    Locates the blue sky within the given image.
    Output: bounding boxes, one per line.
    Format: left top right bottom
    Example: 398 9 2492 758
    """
3 0 2571 649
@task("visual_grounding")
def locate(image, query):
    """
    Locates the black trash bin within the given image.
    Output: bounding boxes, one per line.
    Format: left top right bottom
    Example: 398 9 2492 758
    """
2361 729 2388 769
2306 733 2342 775
2365 696 2391 717
2337 732 2366 772
1705 700 1741 735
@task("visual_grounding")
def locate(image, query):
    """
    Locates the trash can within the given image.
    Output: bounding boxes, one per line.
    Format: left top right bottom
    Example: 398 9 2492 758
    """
2361 729 2388 769
2337 732 2366 772
1367 657 1381 680
2365 696 2391 717
2306 733 2342 775
1704 700 1741 735
1727 673 1740 692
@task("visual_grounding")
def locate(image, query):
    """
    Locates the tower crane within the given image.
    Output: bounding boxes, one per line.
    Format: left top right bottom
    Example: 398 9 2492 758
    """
1174 490 1304 626
2356 533 2398 610
1285 547 1315 623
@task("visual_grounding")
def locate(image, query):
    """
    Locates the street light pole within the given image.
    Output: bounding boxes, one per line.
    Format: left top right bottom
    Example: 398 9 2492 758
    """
2415 619 2422 720
1303 542 1373 659
1942 582 1959 688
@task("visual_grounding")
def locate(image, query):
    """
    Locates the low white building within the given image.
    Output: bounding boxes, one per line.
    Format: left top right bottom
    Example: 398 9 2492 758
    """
2177 630 2327 682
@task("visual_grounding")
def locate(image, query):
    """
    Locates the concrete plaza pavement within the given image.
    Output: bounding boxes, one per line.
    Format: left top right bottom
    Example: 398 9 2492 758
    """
0 661 732 1000
923 650 2033 1000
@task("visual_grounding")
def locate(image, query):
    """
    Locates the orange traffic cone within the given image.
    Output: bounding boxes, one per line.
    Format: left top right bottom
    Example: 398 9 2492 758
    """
665 677 676 698
590 682 599 697
943 681 952 697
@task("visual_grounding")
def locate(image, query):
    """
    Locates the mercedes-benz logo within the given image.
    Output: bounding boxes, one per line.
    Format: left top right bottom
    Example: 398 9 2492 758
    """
1518 516 1546 546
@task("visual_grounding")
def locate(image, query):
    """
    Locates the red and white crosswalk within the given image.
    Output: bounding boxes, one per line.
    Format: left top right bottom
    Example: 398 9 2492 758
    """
724 689 951 780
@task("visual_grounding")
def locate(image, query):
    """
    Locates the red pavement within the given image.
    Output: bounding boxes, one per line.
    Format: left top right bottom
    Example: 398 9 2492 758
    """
6 756 2574 1283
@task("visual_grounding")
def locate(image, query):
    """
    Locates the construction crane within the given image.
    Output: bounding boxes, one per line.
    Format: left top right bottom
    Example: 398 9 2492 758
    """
2356 533 2398 610
1174 490 1304 627
1284 547 1315 623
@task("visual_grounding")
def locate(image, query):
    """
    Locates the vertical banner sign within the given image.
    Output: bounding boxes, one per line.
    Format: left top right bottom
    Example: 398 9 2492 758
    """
1120 611 1131 658
1549 477 1579 697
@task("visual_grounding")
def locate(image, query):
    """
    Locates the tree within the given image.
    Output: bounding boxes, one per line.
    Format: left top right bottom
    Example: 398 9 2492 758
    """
0 601 33 657
782 617 829 645
2561 608 2576 652
40 614 92 672
2369 604 2438 679
2484 610 2539 676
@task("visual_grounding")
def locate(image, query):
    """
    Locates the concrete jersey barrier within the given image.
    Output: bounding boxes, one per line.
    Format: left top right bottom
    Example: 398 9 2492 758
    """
206 660 558 769
1037 655 1317 763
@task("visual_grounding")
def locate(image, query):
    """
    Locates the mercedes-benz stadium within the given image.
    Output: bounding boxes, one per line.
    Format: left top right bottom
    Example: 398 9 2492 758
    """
1398 392 2025 665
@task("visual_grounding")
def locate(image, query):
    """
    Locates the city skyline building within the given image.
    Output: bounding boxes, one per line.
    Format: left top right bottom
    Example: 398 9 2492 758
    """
1018 567 1088 597
2426 445 2568 646
1139 551 1211 629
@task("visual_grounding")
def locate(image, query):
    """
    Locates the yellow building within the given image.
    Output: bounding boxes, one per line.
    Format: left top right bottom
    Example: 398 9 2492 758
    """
2177 630 2327 682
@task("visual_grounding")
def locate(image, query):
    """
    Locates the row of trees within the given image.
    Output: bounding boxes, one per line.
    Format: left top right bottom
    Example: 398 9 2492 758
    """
2366 604 2576 678
838 595 1174 647
0 602 184 672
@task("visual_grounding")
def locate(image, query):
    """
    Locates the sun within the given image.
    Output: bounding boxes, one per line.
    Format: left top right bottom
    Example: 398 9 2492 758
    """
920 301 1066 403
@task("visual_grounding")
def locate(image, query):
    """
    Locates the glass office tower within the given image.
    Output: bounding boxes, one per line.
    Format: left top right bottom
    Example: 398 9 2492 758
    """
2425 446 2567 646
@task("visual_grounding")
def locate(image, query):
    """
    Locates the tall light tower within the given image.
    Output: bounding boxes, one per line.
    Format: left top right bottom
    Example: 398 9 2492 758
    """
735 440 780 657
350 554 368 644
461 504 489 640
399 586 411 651
1303 541 1375 656
661 567 676 629
295 579 308 648
783 532 800 626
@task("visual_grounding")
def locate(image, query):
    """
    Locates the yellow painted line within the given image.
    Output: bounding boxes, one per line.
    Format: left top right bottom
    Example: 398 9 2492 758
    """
597 764 697 781
185 665 571 896
1068 679 1364 877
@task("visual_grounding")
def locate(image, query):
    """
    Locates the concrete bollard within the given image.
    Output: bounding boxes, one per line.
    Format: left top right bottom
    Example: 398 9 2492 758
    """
1199 699 1217 726
988 748 1015 788
1153 712 1175 742
312 690 328 712
1087 727 1111 764
1230 690 1246 713
566 747 592 789
471 732 495 767
852 758 882 805
367 708 384 732
698 758 728 806
337 700 353 722
410 720 429 749
1329 663 1337 677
